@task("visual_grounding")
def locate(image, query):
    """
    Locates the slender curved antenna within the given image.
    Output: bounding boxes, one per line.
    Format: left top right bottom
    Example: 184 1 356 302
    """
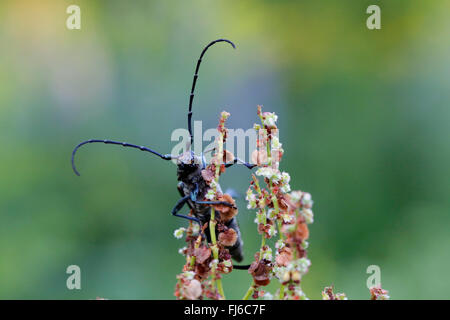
71 139 172 176
188 39 236 146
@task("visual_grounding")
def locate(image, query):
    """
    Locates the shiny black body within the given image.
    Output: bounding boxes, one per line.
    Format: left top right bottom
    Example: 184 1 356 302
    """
71 39 255 264
175 152 245 262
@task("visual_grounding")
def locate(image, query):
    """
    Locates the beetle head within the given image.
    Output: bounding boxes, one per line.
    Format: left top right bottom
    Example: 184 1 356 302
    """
176 150 203 181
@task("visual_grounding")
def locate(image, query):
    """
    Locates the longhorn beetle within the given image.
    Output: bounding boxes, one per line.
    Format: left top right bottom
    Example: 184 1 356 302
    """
71 39 255 268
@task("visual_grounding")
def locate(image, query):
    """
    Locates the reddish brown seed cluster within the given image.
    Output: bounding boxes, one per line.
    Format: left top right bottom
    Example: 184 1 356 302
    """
174 111 237 300
248 252 272 287
174 217 236 300
321 286 348 300
218 227 238 247
212 194 238 223
369 286 390 300
173 107 393 301
244 106 315 300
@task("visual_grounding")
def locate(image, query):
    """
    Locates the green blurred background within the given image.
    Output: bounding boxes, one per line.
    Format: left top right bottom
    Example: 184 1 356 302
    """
1 0 449 299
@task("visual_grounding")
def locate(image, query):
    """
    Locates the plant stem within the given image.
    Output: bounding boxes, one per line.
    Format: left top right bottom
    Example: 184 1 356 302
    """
242 111 276 301
266 134 272 167
259 236 266 259
208 114 228 300
243 285 255 300
210 208 225 299
279 285 285 300
276 220 284 240
189 235 201 270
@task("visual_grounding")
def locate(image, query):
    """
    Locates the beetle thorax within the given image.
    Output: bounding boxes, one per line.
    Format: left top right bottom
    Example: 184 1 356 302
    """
176 151 203 183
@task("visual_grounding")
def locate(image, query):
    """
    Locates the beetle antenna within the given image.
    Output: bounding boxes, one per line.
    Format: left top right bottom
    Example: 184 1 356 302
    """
188 39 236 147
71 139 173 176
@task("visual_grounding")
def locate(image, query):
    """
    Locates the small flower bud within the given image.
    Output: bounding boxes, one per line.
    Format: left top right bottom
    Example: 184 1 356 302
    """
223 259 232 267
205 189 216 200
173 227 186 239
290 191 303 203
262 112 278 128
301 192 313 208
302 208 314 224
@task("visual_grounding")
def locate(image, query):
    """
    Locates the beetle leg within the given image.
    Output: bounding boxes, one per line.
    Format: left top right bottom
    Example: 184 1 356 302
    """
195 200 237 209
225 158 256 170
171 195 201 225
177 182 194 210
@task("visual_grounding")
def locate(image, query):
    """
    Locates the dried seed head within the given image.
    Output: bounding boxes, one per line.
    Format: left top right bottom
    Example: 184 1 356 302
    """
218 228 238 247
370 286 390 300
322 286 335 300
223 149 234 163
275 247 292 267
193 246 211 264
251 149 268 166
322 286 347 300
249 259 272 287
296 222 309 240
184 279 202 300
201 167 216 184
214 194 238 222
